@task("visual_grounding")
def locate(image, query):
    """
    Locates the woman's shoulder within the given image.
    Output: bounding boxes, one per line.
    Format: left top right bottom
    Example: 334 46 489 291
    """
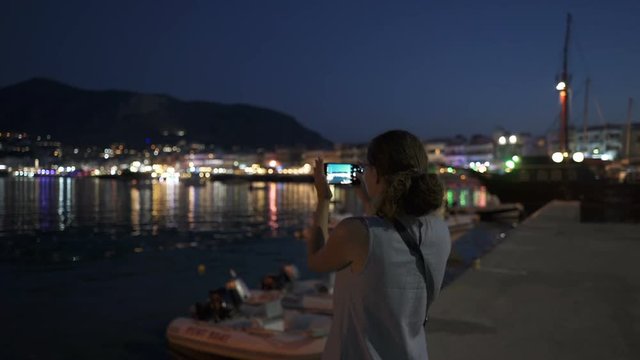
424 212 447 225
423 213 452 248
331 217 371 262
334 216 371 233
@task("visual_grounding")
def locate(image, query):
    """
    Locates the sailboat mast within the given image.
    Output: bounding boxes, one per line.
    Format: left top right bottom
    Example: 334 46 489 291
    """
559 13 572 153
582 77 590 152
626 97 633 160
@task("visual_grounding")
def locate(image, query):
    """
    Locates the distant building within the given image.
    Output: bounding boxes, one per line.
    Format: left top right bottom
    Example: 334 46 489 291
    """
623 123 640 162
423 139 447 165
184 152 225 168
423 135 494 170
522 135 548 157
465 134 494 165
442 135 468 168
574 124 624 160
301 144 367 166
336 144 367 164
547 124 625 160
493 129 525 160
0 131 31 159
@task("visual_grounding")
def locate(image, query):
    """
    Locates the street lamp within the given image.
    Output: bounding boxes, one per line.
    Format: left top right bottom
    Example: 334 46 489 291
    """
552 152 564 163
572 152 584 163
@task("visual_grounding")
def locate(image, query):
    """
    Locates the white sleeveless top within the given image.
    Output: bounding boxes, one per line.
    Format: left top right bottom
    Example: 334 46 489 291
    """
322 214 451 360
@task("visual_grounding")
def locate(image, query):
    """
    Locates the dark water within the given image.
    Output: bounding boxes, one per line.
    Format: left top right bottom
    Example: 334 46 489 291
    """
0 177 512 360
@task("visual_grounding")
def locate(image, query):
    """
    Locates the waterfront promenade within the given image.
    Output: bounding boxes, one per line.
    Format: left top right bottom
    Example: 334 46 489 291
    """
427 201 640 359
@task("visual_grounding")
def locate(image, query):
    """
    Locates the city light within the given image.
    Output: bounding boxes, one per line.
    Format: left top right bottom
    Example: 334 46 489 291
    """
572 152 584 163
7 125 613 182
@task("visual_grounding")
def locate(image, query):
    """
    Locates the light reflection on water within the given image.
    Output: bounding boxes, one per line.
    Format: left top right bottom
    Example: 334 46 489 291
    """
1 177 490 237
0 177 492 266
1 178 323 236
0 176 502 360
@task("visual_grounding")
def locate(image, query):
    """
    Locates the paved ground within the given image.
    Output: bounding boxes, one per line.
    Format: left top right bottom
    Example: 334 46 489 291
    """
427 200 640 360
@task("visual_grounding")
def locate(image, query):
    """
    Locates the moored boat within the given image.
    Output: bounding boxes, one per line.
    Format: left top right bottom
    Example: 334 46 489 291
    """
167 312 330 360
167 274 331 360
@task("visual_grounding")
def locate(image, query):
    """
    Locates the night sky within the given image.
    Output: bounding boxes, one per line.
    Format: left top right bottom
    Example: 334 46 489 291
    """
1 0 639 143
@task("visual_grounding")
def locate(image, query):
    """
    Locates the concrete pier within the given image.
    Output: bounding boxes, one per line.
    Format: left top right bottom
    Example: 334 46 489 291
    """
427 201 640 360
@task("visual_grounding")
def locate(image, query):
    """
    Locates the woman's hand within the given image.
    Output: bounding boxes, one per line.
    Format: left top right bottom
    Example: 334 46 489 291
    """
354 172 374 215
313 158 332 201
307 158 333 269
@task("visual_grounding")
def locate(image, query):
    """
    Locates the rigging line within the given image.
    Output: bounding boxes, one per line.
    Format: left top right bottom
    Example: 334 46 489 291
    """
572 24 593 79
569 16 594 116
544 112 561 136
594 97 607 125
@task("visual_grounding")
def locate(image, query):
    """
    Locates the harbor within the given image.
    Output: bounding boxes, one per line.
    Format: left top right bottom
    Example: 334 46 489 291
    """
0 177 508 359
2 2 640 359
427 201 640 360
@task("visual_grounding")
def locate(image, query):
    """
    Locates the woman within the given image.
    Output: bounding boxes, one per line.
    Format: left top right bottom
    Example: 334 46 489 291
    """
306 130 451 359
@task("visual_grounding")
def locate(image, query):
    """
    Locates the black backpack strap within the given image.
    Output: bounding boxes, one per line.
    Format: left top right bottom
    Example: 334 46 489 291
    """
392 218 435 326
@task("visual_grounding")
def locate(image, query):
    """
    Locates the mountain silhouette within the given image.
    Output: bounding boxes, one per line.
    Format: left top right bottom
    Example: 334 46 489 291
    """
0 78 332 150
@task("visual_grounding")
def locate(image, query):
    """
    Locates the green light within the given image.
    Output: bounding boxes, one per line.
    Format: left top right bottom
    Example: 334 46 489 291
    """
512 155 520 162
505 160 515 169
447 167 453 173
460 190 468 207
446 189 454 207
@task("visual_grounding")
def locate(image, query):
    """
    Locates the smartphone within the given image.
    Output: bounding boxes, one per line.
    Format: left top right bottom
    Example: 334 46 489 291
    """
324 163 363 185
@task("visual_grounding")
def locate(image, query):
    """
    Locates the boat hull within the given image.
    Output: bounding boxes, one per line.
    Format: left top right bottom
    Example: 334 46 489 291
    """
167 317 327 360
